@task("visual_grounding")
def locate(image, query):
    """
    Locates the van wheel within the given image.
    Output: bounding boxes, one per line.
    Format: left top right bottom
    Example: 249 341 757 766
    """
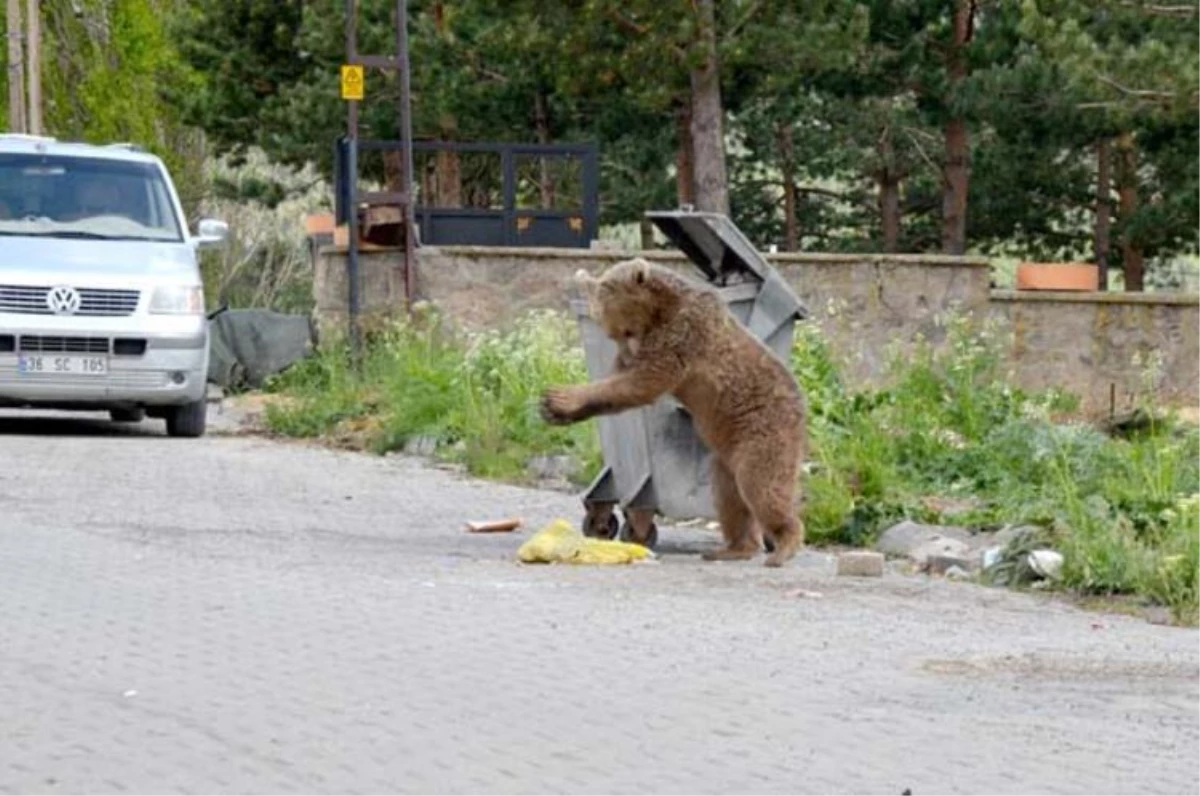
165 399 207 438
110 407 146 424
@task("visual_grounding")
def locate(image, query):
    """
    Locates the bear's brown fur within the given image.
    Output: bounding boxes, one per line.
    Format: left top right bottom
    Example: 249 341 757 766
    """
541 258 807 567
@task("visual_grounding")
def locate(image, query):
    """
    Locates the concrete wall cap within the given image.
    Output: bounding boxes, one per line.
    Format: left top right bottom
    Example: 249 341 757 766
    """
991 289 1199 306
421 245 991 268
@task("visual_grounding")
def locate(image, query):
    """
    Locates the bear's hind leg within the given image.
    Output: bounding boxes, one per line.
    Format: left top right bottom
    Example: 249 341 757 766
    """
733 444 804 568
701 459 759 562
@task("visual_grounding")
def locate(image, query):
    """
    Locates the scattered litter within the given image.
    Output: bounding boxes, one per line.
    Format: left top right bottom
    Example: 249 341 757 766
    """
980 545 1003 570
784 588 824 599
122 690 137 698
517 519 655 565
465 517 523 533
1027 549 1064 581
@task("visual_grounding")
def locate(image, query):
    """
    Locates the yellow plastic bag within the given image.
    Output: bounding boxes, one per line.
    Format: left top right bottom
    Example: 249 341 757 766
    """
517 519 655 565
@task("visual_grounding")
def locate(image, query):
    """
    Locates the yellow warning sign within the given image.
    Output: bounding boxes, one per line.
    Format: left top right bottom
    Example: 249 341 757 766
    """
340 65 364 101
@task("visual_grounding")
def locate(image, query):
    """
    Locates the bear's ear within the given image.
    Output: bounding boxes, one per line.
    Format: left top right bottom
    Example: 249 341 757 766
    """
631 258 649 285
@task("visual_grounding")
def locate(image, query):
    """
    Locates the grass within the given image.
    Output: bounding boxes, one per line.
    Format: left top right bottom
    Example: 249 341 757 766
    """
264 306 602 483
263 306 1200 625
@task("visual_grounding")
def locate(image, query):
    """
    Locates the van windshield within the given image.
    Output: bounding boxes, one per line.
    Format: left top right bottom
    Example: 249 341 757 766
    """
0 153 184 242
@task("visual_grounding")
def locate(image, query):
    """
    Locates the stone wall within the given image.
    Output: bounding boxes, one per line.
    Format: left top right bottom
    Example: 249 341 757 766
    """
990 290 1199 413
313 247 409 339
413 245 993 388
313 244 1199 412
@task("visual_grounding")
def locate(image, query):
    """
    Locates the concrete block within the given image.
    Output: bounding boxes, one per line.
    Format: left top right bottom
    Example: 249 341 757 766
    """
837 550 885 577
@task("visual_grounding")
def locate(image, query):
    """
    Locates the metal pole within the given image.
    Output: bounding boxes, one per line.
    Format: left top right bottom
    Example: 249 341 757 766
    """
24 0 38 135
6 0 26 133
345 0 361 361
396 0 416 312
347 140 361 360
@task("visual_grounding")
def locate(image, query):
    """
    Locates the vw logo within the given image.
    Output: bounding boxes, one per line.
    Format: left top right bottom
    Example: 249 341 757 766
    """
46 285 82 315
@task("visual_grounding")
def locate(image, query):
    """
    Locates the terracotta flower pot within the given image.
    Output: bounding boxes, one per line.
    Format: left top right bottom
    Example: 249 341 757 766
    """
1015 262 1099 291
305 212 335 237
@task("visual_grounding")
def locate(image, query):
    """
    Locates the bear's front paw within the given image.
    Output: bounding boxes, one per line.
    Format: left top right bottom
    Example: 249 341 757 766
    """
540 387 584 425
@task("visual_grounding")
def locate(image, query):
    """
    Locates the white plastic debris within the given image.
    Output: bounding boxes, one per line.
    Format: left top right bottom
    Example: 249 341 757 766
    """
1027 549 1064 581
981 545 1003 570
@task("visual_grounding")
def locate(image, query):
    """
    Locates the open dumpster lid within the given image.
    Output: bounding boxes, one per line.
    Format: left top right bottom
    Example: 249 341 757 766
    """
647 210 775 284
646 209 808 322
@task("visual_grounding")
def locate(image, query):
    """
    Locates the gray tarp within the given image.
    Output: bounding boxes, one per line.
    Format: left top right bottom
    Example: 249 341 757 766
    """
206 308 315 391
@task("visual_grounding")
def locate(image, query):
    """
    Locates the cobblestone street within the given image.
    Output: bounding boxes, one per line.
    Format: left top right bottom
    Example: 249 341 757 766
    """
1 411 1197 795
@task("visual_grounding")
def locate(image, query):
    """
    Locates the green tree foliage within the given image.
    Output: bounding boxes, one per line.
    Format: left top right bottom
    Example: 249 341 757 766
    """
1019 0 1198 121
171 0 308 162
1017 0 1199 275
13 0 1189 272
3 0 203 211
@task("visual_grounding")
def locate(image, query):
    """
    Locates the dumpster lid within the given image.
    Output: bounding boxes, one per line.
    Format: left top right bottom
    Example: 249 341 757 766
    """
647 210 773 284
646 210 808 323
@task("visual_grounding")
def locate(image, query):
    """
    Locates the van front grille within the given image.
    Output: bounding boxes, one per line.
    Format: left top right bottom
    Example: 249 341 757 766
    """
18 335 110 354
0 285 140 316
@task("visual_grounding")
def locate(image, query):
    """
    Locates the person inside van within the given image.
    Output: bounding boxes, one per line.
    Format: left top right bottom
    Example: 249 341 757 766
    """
64 176 123 221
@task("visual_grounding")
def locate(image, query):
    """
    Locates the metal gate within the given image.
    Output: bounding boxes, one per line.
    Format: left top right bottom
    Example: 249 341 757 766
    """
337 140 599 249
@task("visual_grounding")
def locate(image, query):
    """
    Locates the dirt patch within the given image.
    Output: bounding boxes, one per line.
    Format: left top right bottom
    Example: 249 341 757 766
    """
208 392 299 436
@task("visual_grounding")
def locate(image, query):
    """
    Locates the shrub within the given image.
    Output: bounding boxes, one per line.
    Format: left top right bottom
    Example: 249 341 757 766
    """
266 308 601 484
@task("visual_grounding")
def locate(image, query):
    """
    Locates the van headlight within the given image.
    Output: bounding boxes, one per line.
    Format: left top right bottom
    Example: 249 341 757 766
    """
150 286 205 315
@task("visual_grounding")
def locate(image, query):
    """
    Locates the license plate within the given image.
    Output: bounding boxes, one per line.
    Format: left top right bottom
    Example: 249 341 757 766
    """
18 354 109 376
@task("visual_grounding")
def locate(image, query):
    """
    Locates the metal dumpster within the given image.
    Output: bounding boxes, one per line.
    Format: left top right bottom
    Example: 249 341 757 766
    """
571 210 809 548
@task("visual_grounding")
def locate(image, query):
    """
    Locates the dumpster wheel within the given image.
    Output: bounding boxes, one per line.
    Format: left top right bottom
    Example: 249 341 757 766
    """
582 503 620 540
619 508 659 551
619 520 658 550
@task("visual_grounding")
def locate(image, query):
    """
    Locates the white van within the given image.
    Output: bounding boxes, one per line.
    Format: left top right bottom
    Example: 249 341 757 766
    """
0 134 227 437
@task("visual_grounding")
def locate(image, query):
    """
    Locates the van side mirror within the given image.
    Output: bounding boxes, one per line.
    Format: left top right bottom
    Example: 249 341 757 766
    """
195 218 230 249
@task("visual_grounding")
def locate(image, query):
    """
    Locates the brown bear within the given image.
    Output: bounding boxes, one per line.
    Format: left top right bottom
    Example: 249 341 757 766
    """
540 257 807 567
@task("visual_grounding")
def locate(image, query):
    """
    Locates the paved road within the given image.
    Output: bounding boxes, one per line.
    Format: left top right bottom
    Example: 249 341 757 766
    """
1 409 1197 795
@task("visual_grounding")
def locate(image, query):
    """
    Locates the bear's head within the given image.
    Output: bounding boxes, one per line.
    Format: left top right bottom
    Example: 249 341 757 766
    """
575 258 678 342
